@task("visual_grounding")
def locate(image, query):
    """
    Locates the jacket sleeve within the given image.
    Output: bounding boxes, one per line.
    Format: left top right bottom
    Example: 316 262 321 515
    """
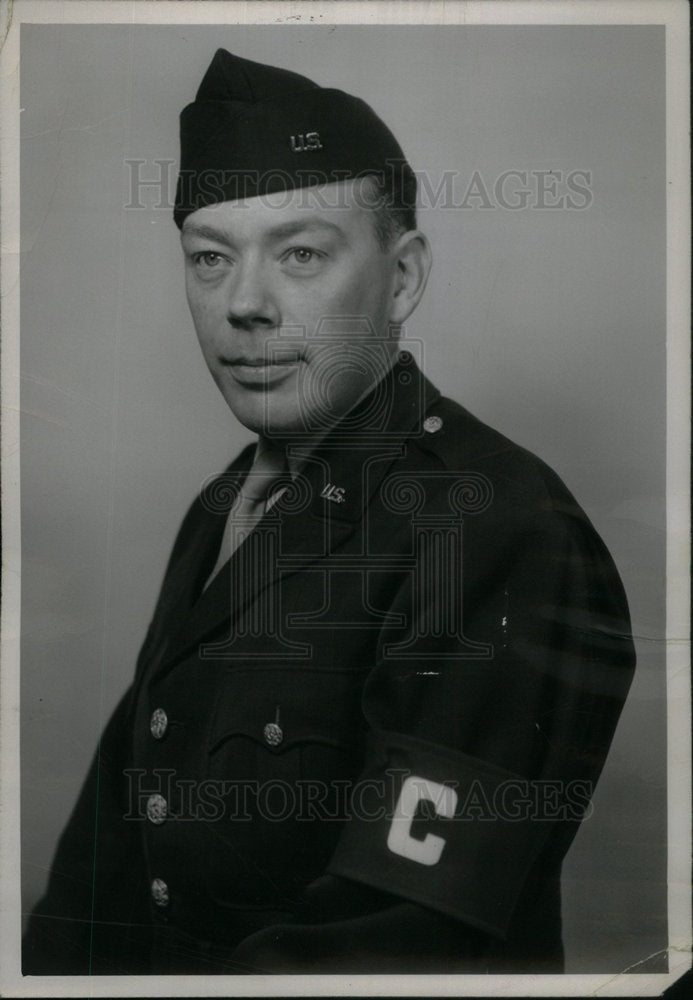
230 875 491 973
22 687 151 975
230 502 635 971
327 505 635 932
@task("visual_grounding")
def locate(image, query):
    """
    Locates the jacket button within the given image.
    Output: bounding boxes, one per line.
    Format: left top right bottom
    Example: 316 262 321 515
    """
151 878 169 907
146 794 168 825
150 708 168 740
263 722 283 746
423 415 443 433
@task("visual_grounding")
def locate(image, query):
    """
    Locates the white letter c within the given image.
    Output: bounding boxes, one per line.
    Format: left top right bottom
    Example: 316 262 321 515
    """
387 776 457 866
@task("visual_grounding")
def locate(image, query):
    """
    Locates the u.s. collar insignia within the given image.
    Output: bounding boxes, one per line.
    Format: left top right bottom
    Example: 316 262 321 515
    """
321 483 345 504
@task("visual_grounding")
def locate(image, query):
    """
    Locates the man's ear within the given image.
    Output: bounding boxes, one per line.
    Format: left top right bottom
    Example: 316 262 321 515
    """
388 230 432 326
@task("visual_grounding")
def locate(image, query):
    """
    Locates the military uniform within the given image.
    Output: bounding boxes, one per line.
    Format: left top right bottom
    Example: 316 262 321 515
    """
24 359 635 974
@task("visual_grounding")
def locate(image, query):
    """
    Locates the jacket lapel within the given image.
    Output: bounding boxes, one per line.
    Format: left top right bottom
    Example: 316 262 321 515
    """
150 360 441 673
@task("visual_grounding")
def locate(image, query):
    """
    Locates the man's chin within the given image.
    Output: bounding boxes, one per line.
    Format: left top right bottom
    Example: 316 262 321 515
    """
222 396 314 440
220 380 379 440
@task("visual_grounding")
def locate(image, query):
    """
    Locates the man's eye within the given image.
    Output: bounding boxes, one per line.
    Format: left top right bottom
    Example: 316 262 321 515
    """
291 248 313 263
193 251 225 268
286 247 319 265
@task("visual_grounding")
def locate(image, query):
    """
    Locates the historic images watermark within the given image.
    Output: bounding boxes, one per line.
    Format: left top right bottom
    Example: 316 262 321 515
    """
123 768 595 824
191 322 496 660
125 159 594 213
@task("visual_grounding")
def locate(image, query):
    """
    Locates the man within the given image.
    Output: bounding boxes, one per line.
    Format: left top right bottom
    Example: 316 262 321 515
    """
23 48 635 975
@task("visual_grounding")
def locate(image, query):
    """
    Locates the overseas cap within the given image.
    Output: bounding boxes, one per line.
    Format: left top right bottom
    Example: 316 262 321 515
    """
174 48 415 228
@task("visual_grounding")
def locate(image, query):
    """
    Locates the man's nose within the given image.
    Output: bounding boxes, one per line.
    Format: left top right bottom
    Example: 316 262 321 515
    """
226 262 279 331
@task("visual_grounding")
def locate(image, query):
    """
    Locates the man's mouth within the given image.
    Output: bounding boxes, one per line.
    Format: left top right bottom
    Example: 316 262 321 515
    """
223 354 303 387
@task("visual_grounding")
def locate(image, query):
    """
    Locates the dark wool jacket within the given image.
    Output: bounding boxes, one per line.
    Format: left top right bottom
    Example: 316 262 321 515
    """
23 360 635 975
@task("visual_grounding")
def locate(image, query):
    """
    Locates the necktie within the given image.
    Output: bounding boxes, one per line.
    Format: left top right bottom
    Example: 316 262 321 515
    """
203 440 287 590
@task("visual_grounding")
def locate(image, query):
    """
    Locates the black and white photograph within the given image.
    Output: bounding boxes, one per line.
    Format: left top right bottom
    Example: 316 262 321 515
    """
1 0 690 995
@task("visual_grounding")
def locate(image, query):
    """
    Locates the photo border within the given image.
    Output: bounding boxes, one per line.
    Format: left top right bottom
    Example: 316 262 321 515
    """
1 1 690 996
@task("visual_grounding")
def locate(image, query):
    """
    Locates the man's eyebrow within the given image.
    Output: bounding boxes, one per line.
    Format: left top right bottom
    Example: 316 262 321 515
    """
180 218 347 243
180 222 231 243
263 219 347 241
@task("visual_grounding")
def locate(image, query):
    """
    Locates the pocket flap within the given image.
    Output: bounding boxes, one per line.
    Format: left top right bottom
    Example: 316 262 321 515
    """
208 666 367 754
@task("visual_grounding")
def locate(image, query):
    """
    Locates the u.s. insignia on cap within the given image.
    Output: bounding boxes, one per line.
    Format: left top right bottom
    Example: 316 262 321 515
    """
289 132 323 153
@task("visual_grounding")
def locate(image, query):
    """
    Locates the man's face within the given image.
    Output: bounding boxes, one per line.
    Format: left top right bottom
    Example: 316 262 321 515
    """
181 180 402 438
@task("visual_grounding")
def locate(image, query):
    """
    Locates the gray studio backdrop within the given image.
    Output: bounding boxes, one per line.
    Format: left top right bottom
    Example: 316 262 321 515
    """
20 24 666 973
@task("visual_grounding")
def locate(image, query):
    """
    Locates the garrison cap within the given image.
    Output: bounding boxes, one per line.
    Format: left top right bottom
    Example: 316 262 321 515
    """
174 48 415 228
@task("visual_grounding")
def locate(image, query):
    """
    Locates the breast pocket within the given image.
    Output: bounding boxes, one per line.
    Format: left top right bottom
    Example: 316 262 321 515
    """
204 665 368 904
